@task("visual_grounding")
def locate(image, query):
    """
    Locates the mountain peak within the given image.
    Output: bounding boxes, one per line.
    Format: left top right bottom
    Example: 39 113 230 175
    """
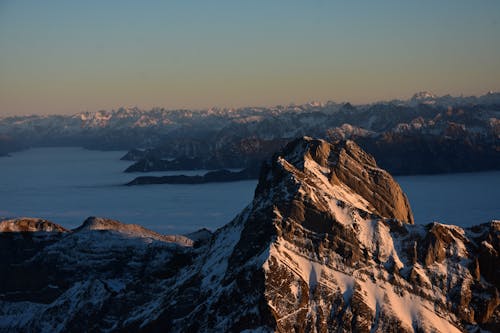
76 216 127 231
411 91 437 100
221 137 495 331
74 216 194 246
1 138 498 332
257 136 414 224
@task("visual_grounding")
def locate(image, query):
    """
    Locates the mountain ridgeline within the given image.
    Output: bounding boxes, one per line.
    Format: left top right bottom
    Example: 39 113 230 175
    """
1 137 498 332
1 92 499 175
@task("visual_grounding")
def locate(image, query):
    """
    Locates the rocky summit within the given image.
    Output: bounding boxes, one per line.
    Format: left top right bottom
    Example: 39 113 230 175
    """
0 137 498 332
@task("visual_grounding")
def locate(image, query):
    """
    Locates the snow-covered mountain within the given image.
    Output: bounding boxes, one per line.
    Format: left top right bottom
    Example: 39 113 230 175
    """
0 92 499 175
123 100 499 175
406 91 500 108
1 137 498 332
409 91 438 106
0 91 498 156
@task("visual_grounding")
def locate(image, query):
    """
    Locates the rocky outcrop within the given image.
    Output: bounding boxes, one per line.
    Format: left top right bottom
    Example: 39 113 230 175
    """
75 216 195 246
0 218 68 233
257 137 413 224
0 137 498 332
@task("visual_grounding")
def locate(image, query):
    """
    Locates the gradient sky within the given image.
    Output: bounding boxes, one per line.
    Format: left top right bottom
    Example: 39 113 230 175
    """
1 0 499 115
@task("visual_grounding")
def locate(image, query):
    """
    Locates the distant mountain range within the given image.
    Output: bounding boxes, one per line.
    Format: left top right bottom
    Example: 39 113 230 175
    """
1 138 498 332
1 91 499 175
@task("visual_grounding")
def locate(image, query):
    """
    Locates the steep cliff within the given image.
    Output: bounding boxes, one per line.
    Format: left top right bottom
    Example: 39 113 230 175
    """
0 137 498 332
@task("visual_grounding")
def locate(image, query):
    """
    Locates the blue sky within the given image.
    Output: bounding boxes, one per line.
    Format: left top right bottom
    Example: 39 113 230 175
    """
1 0 499 115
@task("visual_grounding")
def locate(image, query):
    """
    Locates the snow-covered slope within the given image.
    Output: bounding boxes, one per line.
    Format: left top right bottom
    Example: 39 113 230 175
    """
0 137 498 332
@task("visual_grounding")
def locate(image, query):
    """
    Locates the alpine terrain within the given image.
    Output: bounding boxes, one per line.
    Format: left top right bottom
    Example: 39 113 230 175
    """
0 137 498 332
1 92 499 176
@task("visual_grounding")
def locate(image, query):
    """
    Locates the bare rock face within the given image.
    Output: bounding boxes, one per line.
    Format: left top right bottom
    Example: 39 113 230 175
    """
0 218 68 233
0 137 498 332
257 137 414 224
331 140 414 224
246 137 498 332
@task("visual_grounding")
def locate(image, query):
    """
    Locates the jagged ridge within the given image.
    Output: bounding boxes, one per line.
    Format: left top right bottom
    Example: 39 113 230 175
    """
0 137 498 332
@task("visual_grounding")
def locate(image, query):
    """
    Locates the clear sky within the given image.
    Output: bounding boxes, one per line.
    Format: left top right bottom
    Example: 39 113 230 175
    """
1 0 499 115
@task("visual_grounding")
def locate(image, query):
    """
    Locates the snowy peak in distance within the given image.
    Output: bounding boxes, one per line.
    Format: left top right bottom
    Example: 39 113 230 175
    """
404 90 500 107
0 90 498 158
409 91 438 105
411 91 437 100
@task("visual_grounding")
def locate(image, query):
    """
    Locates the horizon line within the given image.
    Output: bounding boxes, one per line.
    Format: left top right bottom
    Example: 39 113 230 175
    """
1 89 499 118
